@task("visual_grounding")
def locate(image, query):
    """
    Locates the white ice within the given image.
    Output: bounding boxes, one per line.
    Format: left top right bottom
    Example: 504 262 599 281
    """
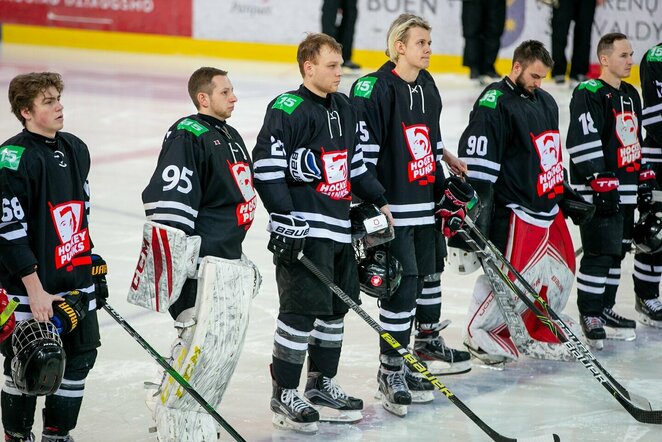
0 43 661 442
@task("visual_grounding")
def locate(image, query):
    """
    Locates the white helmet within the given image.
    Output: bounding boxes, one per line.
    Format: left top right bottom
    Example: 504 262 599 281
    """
446 247 481 275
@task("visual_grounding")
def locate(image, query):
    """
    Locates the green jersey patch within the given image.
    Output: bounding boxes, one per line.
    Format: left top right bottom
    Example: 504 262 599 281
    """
577 79 603 93
353 76 377 98
272 93 303 115
478 90 503 109
177 118 209 136
647 45 662 63
0 145 26 171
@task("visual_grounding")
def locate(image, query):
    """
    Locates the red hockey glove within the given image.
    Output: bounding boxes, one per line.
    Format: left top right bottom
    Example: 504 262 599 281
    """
435 176 476 238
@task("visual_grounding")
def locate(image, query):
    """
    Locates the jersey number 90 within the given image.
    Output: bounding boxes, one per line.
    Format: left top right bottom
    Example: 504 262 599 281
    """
466 135 488 156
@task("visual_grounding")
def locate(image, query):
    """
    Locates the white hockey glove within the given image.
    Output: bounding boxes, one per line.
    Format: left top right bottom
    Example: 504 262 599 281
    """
267 213 309 263
289 148 322 183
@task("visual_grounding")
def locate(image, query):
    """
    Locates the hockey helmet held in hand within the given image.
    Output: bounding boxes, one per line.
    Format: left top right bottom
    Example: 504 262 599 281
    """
633 207 662 254
358 248 403 300
446 247 481 275
350 202 393 248
11 319 66 396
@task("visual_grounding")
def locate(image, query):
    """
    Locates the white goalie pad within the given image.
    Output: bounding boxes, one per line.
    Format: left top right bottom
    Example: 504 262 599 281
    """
153 254 261 441
127 222 201 313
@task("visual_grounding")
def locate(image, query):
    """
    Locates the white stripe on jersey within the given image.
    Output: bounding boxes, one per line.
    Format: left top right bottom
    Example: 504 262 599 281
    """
461 157 501 171
0 229 27 240
294 211 351 228
144 201 198 216
566 139 602 154
506 204 558 228
643 103 662 115
392 216 435 227
254 171 285 181
643 115 662 127
308 227 351 243
147 213 194 229
572 150 603 164
254 158 287 169
358 143 380 154
466 170 498 183
388 202 435 212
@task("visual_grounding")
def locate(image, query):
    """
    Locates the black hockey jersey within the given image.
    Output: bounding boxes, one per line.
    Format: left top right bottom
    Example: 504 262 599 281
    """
0 129 94 320
566 78 643 206
641 43 662 160
252 85 384 243
142 114 255 260
350 61 445 227
458 77 563 227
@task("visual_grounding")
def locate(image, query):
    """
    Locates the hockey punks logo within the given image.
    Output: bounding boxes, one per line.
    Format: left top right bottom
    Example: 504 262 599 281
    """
613 110 641 170
316 149 350 200
50 201 90 270
402 123 435 184
532 130 563 197
229 161 256 229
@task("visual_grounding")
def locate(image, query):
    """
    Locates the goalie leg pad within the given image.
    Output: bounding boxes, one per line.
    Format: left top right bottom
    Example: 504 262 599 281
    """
127 222 202 312
156 255 260 413
154 406 218 442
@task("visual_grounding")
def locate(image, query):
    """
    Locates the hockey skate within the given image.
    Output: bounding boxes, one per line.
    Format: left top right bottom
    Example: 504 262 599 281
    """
581 315 606 350
271 380 319 434
414 322 471 375
41 433 74 442
462 338 506 370
404 363 434 404
601 308 636 341
375 357 411 417
635 297 662 328
304 372 363 423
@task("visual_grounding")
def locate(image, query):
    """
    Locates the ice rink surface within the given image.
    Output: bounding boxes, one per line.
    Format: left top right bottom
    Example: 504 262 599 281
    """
1 43 661 441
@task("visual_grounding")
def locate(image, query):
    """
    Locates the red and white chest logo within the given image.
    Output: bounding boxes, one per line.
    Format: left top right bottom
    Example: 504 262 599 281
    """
531 130 563 197
614 110 641 169
50 201 90 269
402 123 435 184
229 162 256 229
316 149 350 200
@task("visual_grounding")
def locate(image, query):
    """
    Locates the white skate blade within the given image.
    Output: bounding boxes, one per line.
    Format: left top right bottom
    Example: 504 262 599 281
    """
426 359 472 375
586 338 604 350
638 313 662 328
272 413 319 434
604 327 636 341
314 406 362 423
375 391 408 417
410 390 434 404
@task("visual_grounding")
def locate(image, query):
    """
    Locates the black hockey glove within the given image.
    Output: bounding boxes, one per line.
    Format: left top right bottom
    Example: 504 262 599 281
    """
289 148 322 183
559 181 595 226
637 164 659 213
91 254 108 309
268 213 309 263
588 172 620 216
435 176 476 238
52 290 89 334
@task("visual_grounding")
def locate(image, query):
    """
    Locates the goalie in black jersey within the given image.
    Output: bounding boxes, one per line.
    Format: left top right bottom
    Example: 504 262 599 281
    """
567 33 644 349
0 73 103 442
252 34 389 433
350 14 472 417
632 42 662 328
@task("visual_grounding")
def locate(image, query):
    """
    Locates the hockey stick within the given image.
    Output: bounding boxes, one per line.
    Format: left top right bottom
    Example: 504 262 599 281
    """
297 253 560 442
459 217 662 424
101 303 246 442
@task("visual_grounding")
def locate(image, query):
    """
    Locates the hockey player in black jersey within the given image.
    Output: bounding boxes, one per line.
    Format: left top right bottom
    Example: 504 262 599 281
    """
350 14 471 417
567 33 643 349
632 42 662 328
0 73 102 442
253 34 390 433
456 41 581 364
132 67 260 441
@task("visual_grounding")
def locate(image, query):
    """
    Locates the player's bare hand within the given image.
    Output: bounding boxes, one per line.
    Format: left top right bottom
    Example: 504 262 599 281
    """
443 150 468 175
22 272 63 322
379 204 395 226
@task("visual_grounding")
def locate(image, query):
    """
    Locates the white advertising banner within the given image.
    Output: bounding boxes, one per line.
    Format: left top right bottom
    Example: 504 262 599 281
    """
194 0 662 61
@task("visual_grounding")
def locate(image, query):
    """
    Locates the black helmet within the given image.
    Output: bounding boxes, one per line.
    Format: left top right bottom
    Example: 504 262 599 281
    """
350 203 393 248
633 208 662 254
358 249 403 299
11 319 66 396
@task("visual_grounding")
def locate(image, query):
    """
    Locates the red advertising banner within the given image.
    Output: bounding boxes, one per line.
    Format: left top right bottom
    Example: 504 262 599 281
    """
0 0 191 36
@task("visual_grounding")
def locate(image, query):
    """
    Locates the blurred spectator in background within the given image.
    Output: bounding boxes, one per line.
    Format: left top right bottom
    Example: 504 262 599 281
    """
461 0 506 84
551 0 604 86
322 0 361 70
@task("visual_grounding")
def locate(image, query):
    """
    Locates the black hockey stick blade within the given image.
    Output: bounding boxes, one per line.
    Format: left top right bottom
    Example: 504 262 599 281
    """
298 253 560 442
102 303 247 442
460 217 662 424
